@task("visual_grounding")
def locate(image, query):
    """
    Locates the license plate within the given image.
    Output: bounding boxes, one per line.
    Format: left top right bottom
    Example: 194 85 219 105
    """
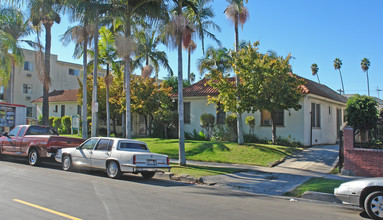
147 160 156 165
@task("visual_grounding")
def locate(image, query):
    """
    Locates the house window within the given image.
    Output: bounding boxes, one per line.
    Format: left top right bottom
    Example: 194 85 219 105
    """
311 103 321 128
53 105 58 113
184 102 191 124
26 107 32 117
261 110 284 126
69 68 80 76
61 105 65 117
24 61 33 71
23 84 32 94
216 104 226 125
329 106 332 115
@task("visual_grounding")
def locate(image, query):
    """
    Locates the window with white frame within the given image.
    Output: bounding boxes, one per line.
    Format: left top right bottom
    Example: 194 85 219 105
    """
184 102 191 124
53 105 58 113
69 68 80 76
261 110 284 126
24 61 33 71
22 84 32 94
311 103 321 128
26 107 32 117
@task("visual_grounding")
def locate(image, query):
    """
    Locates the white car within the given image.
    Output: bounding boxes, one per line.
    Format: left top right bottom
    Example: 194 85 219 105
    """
335 177 383 220
55 137 171 179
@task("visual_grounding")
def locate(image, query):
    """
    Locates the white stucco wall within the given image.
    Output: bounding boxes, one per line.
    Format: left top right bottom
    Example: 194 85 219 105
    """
303 95 346 146
183 95 346 146
34 101 80 118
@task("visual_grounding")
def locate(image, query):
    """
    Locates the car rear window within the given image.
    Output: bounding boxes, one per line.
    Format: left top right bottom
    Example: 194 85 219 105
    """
25 126 58 135
119 142 147 150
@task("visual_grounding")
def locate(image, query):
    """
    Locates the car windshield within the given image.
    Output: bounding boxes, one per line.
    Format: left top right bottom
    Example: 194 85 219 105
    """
118 142 147 151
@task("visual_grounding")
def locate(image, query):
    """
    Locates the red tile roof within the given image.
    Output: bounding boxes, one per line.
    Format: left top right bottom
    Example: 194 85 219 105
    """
173 76 347 103
31 89 79 103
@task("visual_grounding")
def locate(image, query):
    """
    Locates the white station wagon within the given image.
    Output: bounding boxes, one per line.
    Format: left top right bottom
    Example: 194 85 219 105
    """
55 137 171 179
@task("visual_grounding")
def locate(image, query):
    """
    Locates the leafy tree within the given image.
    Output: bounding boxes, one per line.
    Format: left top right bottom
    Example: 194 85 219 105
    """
200 113 215 139
361 58 371 96
225 114 237 141
311 63 320 84
129 76 172 136
163 76 191 93
333 58 344 94
208 42 303 144
198 46 231 77
225 0 249 145
346 94 378 140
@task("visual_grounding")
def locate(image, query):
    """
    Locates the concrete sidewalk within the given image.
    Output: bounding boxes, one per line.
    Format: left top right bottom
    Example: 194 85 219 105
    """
169 145 358 196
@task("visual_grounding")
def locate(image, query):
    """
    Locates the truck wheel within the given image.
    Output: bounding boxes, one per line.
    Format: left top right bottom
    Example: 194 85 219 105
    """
28 148 40 166
364 191 383 220
62 155 73 171
141 172 155 179
106 161 122 179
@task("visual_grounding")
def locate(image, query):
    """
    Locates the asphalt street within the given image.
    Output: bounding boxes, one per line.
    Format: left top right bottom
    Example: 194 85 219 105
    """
0 157 366 220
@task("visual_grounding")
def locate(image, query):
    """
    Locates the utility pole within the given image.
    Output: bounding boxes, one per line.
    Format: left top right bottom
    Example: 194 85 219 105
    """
377 87 382 99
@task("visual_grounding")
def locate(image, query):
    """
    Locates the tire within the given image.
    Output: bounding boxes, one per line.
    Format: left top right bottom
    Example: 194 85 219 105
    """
364 191 383 220
106 161 122 179
28 148 40 166
141 172 155 179
62 155 73 171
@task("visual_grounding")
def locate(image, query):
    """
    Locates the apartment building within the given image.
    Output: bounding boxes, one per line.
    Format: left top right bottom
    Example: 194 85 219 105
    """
2 49 105 119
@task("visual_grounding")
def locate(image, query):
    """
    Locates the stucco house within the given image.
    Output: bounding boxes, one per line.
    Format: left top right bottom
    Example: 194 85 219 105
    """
174 76 348 146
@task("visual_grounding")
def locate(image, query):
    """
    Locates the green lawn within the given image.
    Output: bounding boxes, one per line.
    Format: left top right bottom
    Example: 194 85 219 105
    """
137 138 301 167
170 164 248 178
285 177 346 197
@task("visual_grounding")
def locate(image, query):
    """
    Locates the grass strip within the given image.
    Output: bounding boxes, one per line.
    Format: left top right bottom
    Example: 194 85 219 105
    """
285 177 346 197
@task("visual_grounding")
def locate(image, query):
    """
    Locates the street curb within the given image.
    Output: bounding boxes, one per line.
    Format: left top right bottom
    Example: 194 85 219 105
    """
301 191 342 203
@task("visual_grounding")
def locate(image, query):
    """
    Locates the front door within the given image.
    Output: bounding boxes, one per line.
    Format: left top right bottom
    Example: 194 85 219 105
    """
72 138 99 167
91 139 114 169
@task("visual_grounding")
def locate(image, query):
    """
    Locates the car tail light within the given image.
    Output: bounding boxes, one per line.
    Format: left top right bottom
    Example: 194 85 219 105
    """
167 157 169 165
133 155 136 164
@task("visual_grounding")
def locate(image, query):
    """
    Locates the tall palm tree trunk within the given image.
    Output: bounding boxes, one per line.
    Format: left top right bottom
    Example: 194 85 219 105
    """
42 22 52 126
188 47 191 83
338 69 345 94
91 9 99 137
366 70 370 96
124 17 132 139
316 75 320 84
234 15 244 145
106 64 110 137
82 31 88 139
177 3 186 166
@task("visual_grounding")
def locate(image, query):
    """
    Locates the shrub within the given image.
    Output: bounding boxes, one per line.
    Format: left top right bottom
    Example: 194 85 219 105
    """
49 117 55 127
346 95 378 134
185 129 209 141
200 113 215 139
61 116 71 134
38 115 43 125
245 116 255 135
52 117 61 130
212 125 231 142
225 114 237 141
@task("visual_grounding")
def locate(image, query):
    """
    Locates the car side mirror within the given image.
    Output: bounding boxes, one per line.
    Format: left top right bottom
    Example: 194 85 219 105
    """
3 132 9 137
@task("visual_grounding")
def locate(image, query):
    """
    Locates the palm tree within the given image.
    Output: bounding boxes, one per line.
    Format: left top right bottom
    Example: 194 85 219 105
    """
112 0 167 139
185 0 221 54
29 0 62 126
98 26 120 137
190 72 196 83
311 63 320 84
333 58 344 95
198 46 231 76
165 0 198 166
133 20 173 79
225 0 249 145
185 40 197 83
0 7 33 104
361 58 371 96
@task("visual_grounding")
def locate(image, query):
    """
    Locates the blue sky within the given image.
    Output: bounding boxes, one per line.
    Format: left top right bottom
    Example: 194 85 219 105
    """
20 0 383 98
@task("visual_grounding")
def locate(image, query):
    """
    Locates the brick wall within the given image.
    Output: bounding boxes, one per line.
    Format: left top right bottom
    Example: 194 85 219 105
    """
343 127 383 177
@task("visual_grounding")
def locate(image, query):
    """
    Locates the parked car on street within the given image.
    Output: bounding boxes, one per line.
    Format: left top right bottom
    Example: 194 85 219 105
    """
0 125 84 166
55 137 171 179
334 177 383 220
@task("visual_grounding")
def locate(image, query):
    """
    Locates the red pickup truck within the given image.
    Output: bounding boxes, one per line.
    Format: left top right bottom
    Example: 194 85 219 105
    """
0 125 84 166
